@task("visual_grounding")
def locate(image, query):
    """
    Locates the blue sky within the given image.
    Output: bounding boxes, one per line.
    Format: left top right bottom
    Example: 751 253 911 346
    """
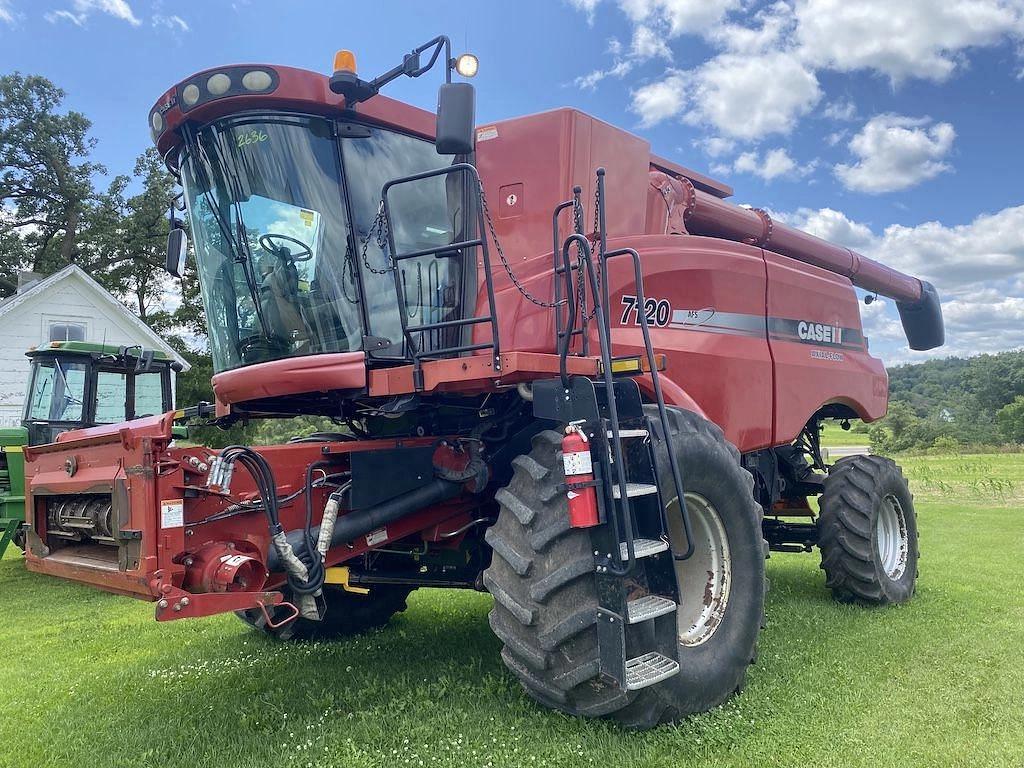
1 0 1022 364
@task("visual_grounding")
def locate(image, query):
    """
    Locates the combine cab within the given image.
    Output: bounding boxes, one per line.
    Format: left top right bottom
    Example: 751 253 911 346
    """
21 36 943 728
0 342 179 559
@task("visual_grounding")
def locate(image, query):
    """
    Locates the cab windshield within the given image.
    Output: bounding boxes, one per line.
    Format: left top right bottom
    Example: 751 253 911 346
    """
25 359 86 422
181 113 469 373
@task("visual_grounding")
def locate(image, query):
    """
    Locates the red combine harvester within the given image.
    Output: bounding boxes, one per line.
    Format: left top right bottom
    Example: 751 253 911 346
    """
21 37 943 728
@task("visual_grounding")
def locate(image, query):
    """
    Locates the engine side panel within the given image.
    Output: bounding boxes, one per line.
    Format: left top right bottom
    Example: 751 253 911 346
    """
764 250 888 444
603 235 775 452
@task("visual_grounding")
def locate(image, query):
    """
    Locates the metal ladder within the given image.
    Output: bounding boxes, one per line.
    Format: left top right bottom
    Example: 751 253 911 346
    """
533 168 697 691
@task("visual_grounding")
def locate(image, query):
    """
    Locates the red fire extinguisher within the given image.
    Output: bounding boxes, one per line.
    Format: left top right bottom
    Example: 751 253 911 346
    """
563 424 600 528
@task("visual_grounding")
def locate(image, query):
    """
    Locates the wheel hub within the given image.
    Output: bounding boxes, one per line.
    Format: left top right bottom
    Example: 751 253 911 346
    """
876 493 909 580
666 492 732 647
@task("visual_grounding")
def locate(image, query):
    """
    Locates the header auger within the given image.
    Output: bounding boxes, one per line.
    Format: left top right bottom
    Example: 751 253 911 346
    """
18 35 939 728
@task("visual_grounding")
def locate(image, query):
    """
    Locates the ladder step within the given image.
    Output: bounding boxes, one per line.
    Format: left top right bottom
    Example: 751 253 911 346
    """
620 538 669 559
625 651 680 690
626 594 677 624
612 482 658 499
606 428 649 439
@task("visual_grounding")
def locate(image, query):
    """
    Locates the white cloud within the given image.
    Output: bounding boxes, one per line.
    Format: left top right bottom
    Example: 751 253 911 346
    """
822 99 857 121
631 71 688 125
0 0 14 24
777 203 1024 359
568 0 1024 143
706 1 795 54
877 205 1024 286
785 207 877 249
835 114 956 194
633 51 822 139
630 24 672 60
794 0 1024 83
694 136 736 158
569 0 601 22
572 28 671 90
732 148 815 181
152 14 188 32
46 0 141 26
619 0 740 36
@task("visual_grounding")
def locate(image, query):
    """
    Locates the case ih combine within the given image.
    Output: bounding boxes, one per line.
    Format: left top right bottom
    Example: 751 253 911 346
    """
20 37 943 728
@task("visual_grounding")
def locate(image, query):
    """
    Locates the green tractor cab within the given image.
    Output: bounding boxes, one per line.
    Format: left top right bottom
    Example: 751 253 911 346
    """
0 341 181 559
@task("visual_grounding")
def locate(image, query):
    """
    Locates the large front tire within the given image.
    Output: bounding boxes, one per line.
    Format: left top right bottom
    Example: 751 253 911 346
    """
818 454 918 604
483 408 766 728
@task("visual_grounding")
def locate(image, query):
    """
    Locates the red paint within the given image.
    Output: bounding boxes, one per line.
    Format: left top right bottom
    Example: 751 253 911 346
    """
28 61 934 621
212 351 367 406
562 429 599 528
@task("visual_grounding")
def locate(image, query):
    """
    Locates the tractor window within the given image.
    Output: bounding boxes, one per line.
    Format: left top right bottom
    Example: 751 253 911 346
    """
26 360 86 422
342 128 469 356
134 371 165 417
182 114 362 373
94 370 128 424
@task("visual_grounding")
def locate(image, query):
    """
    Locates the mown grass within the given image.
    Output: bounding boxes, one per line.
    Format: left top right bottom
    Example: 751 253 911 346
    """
1 455 1022 768
819 423 871 448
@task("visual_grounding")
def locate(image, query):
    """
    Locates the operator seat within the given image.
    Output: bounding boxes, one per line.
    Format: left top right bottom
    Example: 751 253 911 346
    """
260 253 311 350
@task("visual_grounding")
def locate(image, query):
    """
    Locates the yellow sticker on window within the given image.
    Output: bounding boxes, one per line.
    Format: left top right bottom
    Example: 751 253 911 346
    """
300 210 314 226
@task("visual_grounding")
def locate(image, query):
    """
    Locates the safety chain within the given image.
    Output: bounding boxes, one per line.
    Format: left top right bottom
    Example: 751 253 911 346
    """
579 182 603 323
477 178 564 309
361 201 395 275
341 241 360 305
340 201 395 305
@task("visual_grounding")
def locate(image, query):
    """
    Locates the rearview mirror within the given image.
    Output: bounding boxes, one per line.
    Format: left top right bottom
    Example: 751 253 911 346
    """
166 228 188 277
436 82 475 155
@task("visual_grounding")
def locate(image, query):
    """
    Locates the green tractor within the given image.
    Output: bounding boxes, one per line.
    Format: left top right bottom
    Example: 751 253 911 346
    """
0 341 181 559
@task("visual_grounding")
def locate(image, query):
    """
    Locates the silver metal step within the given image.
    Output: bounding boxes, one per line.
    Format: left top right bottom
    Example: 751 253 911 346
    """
626 594 678 624
611 482 658 499
620 538 669 559
625 651 680 690
607 428 649 439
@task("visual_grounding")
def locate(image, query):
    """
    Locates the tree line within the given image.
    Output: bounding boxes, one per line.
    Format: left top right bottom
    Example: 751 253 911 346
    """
870 350 1024 452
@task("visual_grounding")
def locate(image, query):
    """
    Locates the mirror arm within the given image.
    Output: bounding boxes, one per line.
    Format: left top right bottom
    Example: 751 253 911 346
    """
366 35 453 93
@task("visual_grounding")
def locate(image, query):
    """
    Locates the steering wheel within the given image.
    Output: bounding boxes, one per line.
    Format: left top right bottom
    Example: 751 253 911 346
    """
258 233 313 262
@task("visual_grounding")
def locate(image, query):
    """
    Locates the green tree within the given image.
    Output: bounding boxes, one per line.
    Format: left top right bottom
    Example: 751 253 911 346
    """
84 149 176 323
996 396 1024 445
0 73 102 290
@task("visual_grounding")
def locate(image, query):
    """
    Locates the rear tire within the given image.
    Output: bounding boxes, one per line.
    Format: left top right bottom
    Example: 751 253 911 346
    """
483 409 766 728
818 454 918 605
238 584 414 641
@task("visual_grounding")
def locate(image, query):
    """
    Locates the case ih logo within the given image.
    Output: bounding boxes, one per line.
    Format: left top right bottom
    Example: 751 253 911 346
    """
797 321 843 345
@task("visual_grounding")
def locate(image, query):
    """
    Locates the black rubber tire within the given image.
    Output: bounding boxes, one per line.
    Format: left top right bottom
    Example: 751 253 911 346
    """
483 408 766 729
818 454 918 605
237 584 414 641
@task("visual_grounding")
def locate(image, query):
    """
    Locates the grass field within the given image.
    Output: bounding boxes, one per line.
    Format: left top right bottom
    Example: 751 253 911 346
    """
819 422 871 448
1 454 1021 768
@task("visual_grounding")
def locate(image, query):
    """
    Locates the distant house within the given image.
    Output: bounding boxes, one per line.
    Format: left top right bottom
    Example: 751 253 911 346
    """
0 265 190 427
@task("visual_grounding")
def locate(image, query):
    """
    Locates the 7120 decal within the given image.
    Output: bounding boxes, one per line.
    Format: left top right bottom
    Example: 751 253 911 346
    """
620 295 671 327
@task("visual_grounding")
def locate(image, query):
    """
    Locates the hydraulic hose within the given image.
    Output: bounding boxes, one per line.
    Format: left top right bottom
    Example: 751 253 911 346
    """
267 477 463 573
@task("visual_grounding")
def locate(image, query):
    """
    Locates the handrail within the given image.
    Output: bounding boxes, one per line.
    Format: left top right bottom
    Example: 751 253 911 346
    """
594 167 694 561
381 162 501 387
563 233 635 576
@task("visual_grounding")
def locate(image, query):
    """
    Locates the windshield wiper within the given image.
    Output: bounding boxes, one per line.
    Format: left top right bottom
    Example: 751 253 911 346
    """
187 126 271 338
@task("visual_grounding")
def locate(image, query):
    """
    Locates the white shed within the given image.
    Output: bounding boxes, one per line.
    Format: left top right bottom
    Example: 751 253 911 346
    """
0 265 190 427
